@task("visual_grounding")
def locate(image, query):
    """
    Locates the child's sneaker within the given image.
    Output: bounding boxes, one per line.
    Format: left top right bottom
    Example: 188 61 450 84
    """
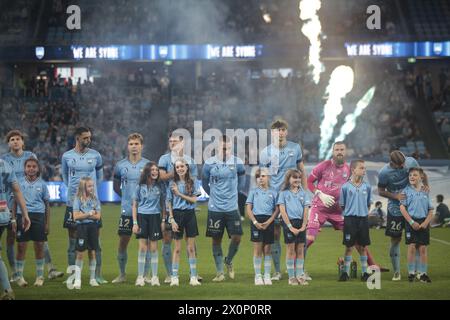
189 276 201 286
296 275 309 286
16 277 28 288
151 276 160 286
170 276 179 287
164 276 172 284
419 273 431 283
89 279 100 287
34 277 44 287
392 272 401 281
135 276 145 287
254 275 264 286
288 277 298 285
263 275 272 285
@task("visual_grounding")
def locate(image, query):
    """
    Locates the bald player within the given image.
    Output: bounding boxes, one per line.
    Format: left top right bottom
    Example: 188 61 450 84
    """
305 142 387 278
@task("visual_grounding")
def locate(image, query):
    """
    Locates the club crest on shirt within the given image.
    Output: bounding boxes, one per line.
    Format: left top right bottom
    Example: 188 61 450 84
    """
288 151 294 157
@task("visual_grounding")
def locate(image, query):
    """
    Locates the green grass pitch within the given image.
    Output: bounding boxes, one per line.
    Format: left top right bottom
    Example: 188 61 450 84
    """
2 204 450 300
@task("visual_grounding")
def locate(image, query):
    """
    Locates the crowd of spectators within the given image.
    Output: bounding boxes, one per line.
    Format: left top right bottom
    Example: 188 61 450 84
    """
0 71 162 181
1 61 438 184
168 63 427 162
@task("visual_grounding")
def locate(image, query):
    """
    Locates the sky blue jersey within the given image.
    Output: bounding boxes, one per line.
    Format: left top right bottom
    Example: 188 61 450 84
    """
246 187 277 216
277 188 310 220
133 183 164 215
202 155 246 212
166 180 201 210
61 148 103 207
260 141 303 191
73 197 101 224
400 185 433 219
378 156 419 216
1 151 37 180
113 157 150 216
16 177 49 214
339 181 372 217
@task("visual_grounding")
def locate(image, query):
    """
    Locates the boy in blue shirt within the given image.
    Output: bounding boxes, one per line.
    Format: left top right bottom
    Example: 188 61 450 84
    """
400 168 433 283
339 160 372 282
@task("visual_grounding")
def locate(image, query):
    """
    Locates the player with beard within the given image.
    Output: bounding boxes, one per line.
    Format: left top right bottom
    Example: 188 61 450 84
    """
305 142 387 279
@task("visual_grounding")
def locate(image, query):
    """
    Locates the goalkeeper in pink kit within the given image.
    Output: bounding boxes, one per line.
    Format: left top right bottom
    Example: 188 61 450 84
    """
305 142 388 275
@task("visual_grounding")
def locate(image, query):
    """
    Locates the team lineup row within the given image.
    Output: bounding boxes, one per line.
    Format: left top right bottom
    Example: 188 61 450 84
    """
0 119 433 298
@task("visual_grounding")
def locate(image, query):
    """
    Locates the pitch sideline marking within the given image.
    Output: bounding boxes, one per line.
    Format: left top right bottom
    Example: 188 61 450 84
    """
431 237 450 246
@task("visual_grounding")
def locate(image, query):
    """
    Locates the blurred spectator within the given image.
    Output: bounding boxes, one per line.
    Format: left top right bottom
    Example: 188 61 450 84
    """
368 201 386 229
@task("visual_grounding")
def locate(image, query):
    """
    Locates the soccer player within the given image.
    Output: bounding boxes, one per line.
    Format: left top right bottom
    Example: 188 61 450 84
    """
14 158 50 287
0 158 30 300
158 131 199 283
277 169 310 286
1 130 63 281
61 127 105 283
259 119 306 281
132 162 165 287
338 160 372 282
166 158 201 286
400 168 433 283
72 177 102 289
246 167 278 286
306 141 385 279
202 135 246 281
378 150 426 281
112 133 150 284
